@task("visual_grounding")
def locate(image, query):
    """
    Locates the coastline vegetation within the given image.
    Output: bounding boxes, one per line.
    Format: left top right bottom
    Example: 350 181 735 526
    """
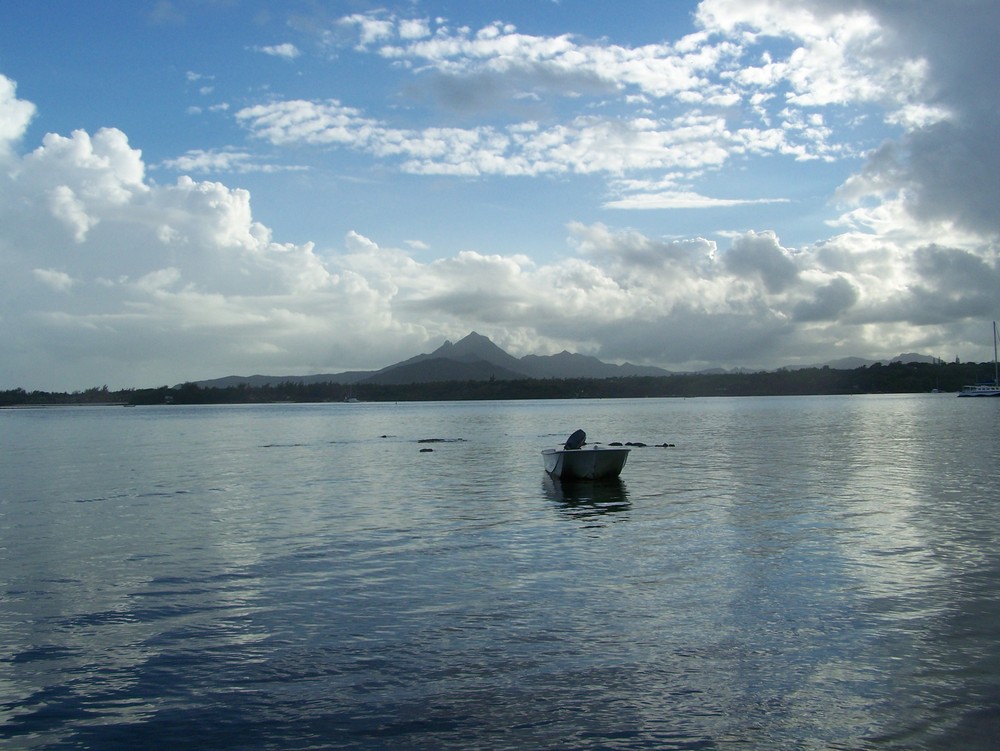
1 360 992 407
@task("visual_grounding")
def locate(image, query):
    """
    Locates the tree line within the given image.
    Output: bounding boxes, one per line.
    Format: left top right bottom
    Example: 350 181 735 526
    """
1 360 993 407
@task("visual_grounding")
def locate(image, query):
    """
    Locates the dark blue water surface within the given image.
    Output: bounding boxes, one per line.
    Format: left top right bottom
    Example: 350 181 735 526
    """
2 396 999 749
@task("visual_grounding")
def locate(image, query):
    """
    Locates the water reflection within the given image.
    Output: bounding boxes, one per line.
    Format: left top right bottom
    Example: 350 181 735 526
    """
543 475 631 520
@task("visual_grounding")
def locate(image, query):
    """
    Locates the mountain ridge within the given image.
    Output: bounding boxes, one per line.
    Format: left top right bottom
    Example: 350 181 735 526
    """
192 332 937 388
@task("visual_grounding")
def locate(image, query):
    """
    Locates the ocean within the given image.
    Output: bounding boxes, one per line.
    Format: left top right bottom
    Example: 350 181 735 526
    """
2 395 999 749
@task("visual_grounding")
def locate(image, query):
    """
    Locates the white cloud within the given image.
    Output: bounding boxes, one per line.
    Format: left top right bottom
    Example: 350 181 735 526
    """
24 128 147 205
338 13 395 48
604 190 788 210
360 15 720 99
236 99 378 147
245 6 940 209
236 102 818 179
160 148 308 175
823 0 1000 242
697 0 923 111
337 6 933 129
48 185 97 242
135 266 181 293
398 19 431 41
255 43 301 59
33 268 76 292
0 74 35 160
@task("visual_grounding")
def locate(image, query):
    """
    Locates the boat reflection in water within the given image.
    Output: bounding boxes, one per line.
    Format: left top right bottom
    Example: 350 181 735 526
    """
543 474 631 520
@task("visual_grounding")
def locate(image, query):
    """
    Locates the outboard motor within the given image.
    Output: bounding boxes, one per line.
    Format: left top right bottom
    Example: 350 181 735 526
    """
564 429 586 450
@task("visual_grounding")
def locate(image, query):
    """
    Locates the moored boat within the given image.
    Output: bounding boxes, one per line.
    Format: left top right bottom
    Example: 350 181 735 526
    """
958 321 1000 397
958 382 1000 397
542 429 630 480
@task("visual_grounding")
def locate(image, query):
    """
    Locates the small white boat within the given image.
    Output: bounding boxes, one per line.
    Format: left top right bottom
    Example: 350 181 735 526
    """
958 321 1000 397
542 429 630 480
958 382 1000 397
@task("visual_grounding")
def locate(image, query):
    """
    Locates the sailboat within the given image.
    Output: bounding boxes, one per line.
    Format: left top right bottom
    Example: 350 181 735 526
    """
958 321 1000 397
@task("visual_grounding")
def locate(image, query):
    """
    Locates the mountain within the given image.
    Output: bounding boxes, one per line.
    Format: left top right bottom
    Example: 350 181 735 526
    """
784 352 941 371
193 331 673 388
363 332 675 383
812 356 879 370
891 353 939 365
364 358 526 385
192 372 361 389
370 331 527 379
519 351 671 379
191 331 936 388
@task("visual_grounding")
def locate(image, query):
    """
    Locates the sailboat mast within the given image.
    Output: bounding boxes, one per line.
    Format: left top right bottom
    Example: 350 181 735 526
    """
994 321 999 386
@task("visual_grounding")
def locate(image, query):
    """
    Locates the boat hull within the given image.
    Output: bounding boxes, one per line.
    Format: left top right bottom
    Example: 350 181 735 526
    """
541 446 630 480
957 388 1000 397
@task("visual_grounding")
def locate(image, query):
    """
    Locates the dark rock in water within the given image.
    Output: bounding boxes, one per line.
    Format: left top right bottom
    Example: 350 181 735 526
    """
626 441 647 447
609 441 623 446
420 448 434 452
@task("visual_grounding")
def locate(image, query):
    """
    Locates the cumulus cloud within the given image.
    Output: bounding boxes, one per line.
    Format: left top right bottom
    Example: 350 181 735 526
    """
792 276 859 322
0 92 354 387
826 0 1000 240
723 231 799 294
696 0 928 112
0 74 35 160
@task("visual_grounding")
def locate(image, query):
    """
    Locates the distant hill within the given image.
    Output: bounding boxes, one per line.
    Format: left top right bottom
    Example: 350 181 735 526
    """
369 331 527 382
784 352 940 371
192 331 937 388
361 331 675 383
891 353 939 365
519 351 672 378
194 331 673 387
190 372 360 389
364 357 526 385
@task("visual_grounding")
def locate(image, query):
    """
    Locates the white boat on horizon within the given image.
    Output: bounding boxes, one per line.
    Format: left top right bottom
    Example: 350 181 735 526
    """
542 429 630 481
958 321 1000 397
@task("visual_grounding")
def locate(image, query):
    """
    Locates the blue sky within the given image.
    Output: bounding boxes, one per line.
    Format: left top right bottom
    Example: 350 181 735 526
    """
1 0 999 390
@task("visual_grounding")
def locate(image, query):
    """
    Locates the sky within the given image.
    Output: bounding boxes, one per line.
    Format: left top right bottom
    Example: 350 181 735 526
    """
1 0 999 390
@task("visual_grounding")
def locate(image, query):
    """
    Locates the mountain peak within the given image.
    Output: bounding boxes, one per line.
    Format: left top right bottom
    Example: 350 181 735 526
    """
454 331 493 348
431 332 525 371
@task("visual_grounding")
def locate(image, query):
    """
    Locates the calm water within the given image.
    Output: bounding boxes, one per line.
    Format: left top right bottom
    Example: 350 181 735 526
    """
2 395 999 750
